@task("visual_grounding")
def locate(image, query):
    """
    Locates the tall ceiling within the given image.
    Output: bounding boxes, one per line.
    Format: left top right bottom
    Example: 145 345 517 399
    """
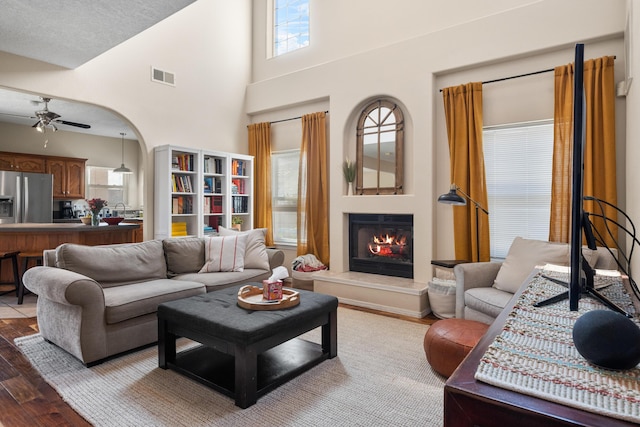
0 0 197 139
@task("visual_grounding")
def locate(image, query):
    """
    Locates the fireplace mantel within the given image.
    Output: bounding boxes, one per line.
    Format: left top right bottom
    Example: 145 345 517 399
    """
313 270 430 318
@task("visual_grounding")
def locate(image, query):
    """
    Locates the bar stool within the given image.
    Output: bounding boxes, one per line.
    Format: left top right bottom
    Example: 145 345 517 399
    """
0 251 21 302
18 251 43 305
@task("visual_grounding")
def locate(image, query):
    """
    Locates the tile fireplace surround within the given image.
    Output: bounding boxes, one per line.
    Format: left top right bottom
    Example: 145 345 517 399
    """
312 212 431 318
313 270 430 318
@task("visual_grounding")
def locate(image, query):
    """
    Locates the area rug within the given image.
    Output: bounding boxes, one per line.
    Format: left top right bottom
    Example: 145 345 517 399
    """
15 307 444 426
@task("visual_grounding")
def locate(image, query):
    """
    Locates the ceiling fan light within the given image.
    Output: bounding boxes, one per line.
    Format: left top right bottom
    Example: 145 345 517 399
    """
50 123 57 132
35 121 45 133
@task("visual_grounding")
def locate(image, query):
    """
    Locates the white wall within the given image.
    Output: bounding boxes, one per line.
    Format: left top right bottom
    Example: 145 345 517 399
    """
247 0 629 284
252 0 543 83
0 0 252 239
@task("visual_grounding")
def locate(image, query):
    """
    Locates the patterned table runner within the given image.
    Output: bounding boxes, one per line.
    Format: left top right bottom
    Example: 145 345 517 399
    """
475 266 640 423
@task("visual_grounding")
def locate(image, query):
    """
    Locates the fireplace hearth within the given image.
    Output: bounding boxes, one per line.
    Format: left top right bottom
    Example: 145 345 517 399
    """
349 214 413 278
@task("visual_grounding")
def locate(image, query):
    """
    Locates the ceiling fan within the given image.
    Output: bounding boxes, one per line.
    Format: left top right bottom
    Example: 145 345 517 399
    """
31 97 91 133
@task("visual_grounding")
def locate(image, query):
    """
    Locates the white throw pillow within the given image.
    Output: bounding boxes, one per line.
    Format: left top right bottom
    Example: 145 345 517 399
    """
199 234 247 273
493 237 569 294
218 226 270 271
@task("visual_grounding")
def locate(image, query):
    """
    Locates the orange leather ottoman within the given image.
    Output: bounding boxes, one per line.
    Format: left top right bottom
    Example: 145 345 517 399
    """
423 318 489 378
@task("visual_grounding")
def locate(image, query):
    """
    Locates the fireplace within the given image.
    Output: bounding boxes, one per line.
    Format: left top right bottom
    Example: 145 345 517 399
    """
349 214 413 279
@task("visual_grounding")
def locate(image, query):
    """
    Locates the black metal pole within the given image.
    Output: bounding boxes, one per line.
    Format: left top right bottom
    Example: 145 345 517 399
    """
474 204 480 262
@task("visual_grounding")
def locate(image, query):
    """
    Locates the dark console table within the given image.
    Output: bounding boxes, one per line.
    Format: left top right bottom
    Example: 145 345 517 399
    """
444 274 639 427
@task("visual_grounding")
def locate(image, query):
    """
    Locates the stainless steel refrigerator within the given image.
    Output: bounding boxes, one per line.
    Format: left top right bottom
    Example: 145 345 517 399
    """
0 171 53 224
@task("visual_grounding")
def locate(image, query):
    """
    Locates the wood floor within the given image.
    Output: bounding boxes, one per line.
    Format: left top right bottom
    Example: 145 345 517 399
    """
0 317 91 426
0 306 437 427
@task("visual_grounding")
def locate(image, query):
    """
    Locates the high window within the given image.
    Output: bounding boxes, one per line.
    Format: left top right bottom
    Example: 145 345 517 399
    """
273 0 309 57
483 120 554 258
85 166 128 211
271 149 300 245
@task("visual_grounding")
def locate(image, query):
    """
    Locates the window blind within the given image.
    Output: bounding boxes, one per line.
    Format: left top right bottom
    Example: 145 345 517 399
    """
483 120 554 258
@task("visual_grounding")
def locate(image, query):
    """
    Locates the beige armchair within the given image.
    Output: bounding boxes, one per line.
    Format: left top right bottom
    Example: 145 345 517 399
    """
453 237 619 324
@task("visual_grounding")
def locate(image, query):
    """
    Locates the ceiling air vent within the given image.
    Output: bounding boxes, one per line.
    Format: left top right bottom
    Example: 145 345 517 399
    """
151 66 175 86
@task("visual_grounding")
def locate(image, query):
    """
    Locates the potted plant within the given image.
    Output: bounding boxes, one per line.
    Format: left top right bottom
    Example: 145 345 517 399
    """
343 158 356 195
231 216 243 231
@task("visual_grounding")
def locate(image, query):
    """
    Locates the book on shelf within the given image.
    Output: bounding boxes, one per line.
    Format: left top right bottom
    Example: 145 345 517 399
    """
172 175 193 193
212 195 223 213
172 196 193 214
171 222 188 237
232 195 248 213
206 215 221 231
204 156 224 174
202 195 223 214
231 159 247 176
203 177 213 194
174 153 195 171
231 178 246 194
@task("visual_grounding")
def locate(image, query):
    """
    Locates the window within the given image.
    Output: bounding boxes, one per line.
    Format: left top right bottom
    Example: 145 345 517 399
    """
483 120 554 259
273 0 309 57
271 150 300 245
356 99 404 195
85 166 128 212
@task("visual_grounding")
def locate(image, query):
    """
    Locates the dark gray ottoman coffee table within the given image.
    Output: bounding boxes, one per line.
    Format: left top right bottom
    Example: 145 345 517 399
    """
158 283 338 408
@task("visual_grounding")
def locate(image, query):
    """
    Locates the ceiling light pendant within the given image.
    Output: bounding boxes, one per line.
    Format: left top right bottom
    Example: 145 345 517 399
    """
36 121 46 133
114 132 133 174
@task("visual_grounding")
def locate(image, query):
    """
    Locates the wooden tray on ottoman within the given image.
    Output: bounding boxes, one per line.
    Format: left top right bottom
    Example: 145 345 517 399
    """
237 284 300 310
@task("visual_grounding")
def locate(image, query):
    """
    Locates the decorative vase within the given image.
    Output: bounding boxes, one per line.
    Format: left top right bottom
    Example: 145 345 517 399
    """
347 182 354 196
91 214 100 226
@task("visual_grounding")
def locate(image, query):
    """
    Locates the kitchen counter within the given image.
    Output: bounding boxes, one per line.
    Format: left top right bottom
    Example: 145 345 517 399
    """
0 222 141 283
0 222 139 232
53 218 144 224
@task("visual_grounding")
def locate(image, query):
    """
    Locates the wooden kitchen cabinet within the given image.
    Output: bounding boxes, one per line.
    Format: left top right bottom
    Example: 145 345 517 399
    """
123 219 144 242
0 151 46 172
46 157 87 199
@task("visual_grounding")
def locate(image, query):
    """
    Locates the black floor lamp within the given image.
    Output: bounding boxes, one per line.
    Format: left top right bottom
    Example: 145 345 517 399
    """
438 184 490 262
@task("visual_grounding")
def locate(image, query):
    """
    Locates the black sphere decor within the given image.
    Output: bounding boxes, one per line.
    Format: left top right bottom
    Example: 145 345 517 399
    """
572 310 640 370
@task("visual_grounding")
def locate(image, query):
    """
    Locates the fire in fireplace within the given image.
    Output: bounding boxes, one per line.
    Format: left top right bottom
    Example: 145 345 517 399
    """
368 233 409 258
349 214 413 278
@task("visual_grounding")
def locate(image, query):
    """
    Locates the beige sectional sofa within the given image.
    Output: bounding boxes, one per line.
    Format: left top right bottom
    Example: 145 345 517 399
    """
454 237 619 324
23 229 285 365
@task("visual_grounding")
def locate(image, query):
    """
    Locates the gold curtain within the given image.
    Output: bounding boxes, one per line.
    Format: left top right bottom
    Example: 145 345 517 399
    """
297 112 330 266
549 64 574 242
442 82 490 262
248 122 274 246
549 56 617 246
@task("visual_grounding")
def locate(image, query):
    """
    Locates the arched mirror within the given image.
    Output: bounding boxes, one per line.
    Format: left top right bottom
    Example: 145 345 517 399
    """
356 99 404 195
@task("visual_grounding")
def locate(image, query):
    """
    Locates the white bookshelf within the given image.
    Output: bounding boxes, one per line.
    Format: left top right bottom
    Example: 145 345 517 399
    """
154 145 253 239
229 153 253 233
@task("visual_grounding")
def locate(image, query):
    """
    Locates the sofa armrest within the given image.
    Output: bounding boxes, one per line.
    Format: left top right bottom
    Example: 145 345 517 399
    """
23 266 105 307
267 248 285 270
453 261 503 319
43 249 56 266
